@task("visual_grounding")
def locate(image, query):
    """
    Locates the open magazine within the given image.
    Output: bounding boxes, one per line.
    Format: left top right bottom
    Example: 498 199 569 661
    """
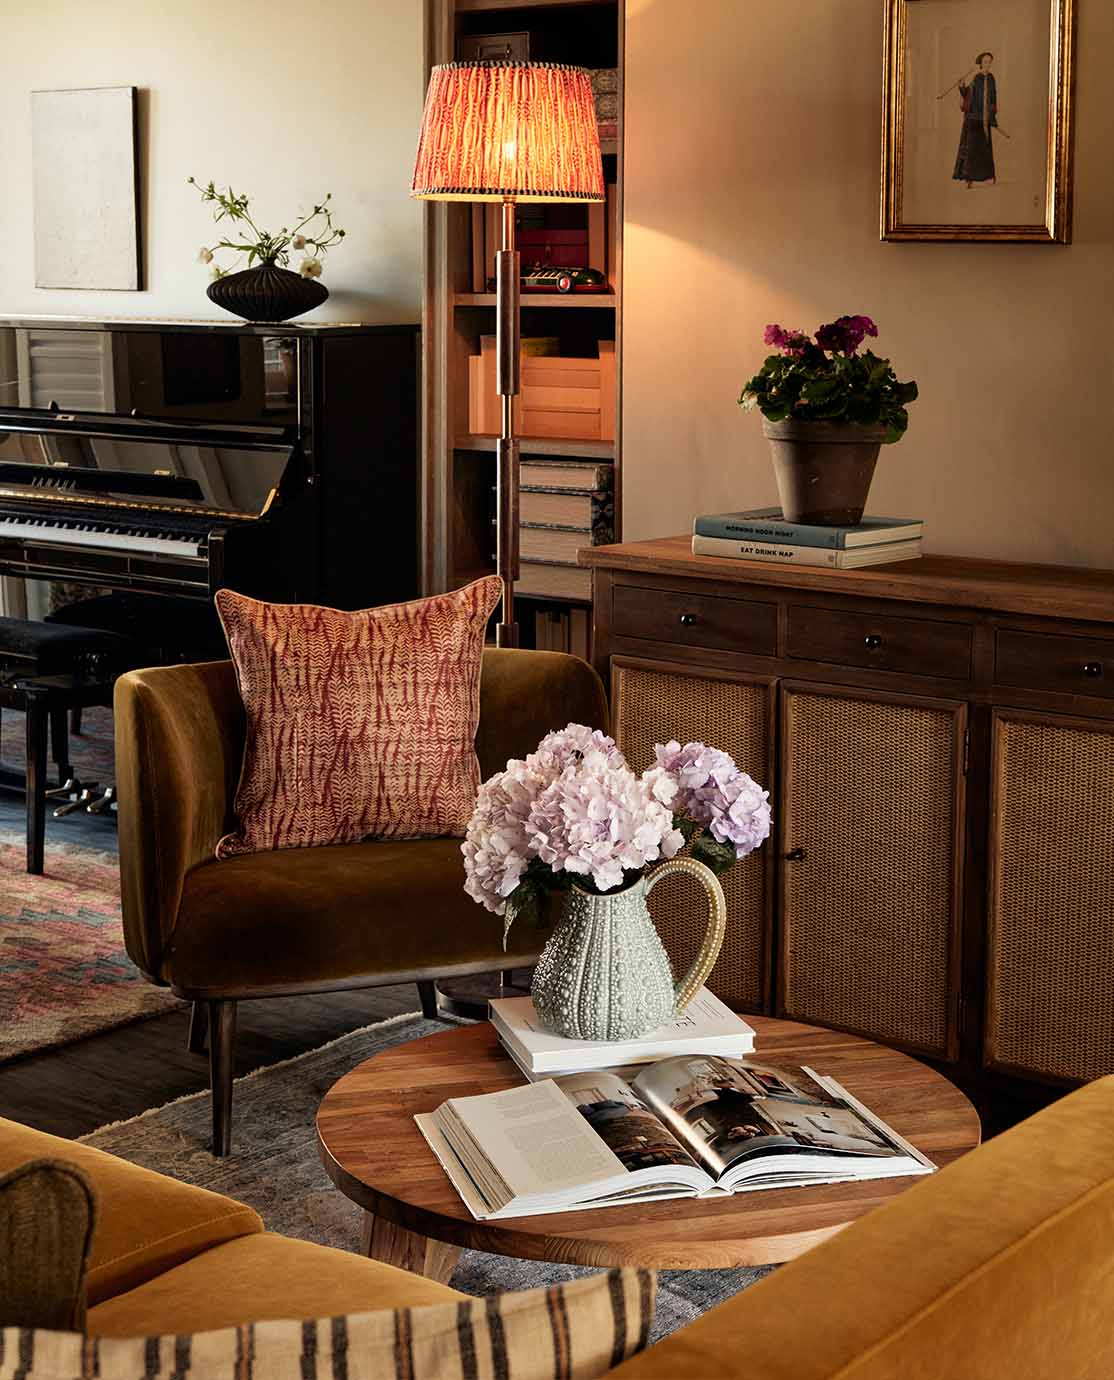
415 1055 934 1220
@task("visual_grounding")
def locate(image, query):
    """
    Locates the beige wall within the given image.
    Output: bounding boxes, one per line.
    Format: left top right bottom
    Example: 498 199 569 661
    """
622 1 1114 568
0 0 422 323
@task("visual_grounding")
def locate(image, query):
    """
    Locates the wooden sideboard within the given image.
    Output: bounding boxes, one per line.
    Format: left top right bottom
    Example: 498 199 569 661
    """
581 537 1114 1119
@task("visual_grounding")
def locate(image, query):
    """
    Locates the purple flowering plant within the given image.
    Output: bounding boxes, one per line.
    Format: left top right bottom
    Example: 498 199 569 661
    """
740 315 917 443
462 724 771 938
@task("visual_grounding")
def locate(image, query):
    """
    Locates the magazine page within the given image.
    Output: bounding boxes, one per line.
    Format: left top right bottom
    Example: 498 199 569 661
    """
553 1071 704 1175
434 1078 626 1213
630 1056 905 1180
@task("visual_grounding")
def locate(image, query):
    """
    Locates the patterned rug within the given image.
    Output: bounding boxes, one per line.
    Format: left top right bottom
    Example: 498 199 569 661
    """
83 1013 772 1342
0 703 117 782
0 828 181 1063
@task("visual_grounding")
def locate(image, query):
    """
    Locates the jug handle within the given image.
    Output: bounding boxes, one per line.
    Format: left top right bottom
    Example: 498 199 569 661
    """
644 856 728 1014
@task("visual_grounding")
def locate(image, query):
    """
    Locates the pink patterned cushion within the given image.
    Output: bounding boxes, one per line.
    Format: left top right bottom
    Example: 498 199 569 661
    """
214 578 501 858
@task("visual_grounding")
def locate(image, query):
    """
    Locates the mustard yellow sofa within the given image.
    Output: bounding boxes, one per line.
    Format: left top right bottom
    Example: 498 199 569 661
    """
4 1074 1114 1374
113 648 609 1156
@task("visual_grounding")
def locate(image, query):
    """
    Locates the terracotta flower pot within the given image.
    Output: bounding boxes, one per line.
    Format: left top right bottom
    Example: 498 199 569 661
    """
207 261 328 324
763 418 888 526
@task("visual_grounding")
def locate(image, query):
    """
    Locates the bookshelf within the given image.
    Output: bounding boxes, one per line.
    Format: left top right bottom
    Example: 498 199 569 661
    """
421 0 623 652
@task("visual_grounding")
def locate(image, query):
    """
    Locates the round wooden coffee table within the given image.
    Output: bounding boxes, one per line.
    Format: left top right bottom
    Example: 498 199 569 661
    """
316 1018 980 1282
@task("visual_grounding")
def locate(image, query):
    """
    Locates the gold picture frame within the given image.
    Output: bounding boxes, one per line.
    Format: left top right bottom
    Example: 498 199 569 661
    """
881 0 1075 243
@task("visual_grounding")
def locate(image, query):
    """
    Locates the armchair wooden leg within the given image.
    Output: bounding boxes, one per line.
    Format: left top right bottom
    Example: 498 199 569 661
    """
417 980 440 1021
209 1000 237 1157
187 1000 209 1055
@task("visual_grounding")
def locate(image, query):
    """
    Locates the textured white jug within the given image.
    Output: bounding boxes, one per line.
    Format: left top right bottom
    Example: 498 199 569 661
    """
531 857 727 1041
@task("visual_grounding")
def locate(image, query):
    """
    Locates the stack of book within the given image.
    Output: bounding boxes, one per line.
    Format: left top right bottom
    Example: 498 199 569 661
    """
517 458 614 603
692 508 924 569
489 986 755 1082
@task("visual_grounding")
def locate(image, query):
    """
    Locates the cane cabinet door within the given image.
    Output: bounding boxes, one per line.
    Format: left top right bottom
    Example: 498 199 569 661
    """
611 658 775 1013
985 709 1114 1083
778 683 966 1060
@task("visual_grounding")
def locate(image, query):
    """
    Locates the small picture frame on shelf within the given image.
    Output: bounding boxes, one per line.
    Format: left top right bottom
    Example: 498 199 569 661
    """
881 0 1075 243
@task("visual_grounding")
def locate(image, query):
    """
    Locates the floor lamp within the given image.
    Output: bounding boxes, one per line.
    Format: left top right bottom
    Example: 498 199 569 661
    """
412 61 605 648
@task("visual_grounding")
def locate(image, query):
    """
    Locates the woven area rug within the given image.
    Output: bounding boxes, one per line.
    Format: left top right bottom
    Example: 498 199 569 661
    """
0 828 181 1062
0 704 116 782
83 1012 772 1341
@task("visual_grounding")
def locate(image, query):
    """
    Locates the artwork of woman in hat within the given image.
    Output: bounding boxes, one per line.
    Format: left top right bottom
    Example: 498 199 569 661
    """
951 51 1010 187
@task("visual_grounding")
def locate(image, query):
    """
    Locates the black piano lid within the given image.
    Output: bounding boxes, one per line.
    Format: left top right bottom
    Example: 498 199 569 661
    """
0 424 293 522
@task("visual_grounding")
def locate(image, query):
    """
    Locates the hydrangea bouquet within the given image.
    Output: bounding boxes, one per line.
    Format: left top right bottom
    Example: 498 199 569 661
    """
462 724 771 939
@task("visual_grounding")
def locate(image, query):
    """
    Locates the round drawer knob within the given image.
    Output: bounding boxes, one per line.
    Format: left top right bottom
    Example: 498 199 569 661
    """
864 634 883 650
784 847 807 863
1083 661 1103 678
679 613 698 627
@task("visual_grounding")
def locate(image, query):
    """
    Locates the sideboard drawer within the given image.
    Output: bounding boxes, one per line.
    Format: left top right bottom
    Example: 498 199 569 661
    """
996 629 1114 700
612 583 777 656
787 605 973 680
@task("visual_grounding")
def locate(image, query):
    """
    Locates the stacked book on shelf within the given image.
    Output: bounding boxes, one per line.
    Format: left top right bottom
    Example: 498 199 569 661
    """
692 508 925 569
517 457 614 604
489 987 755 1082
418 994 934 1220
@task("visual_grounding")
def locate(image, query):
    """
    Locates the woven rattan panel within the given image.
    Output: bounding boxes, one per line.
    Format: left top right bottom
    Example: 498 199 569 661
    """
613 663 770 1011
987 714 1114 1082
780 689 960 1055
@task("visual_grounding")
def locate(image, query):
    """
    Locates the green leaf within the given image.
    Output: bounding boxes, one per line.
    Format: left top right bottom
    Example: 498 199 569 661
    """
674 814 702 843
691 834 737 875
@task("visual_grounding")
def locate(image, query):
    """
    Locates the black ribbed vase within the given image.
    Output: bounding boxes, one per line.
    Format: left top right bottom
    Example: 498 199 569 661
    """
206 261 328 323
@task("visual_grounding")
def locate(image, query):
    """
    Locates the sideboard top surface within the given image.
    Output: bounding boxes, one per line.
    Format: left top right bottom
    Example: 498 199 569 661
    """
579 537 1114 624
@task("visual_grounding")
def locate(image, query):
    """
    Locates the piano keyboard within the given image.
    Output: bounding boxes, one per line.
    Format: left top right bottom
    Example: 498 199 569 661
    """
0 516 204 561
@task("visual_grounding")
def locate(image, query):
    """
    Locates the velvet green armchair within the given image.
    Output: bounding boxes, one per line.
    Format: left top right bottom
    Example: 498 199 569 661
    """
113 649 608 1156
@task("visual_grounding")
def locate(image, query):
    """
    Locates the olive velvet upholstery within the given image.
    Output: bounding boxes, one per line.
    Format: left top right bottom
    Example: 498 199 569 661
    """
114 649 609 1155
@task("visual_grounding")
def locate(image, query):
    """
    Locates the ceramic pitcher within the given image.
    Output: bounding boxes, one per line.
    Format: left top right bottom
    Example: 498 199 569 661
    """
531 857 727 1042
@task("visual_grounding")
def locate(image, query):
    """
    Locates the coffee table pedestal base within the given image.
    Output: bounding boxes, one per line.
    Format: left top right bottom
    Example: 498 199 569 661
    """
362 1210 462 1286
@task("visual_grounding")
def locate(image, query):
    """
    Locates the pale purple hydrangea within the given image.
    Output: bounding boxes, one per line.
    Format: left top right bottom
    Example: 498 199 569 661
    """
461 758 546 915
462 725 770 924
525 747 684 894
652 740 772 858
462 724 639 914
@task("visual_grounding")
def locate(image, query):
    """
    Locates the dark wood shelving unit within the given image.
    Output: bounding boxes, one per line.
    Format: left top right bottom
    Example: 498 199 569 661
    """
453 292 617 309
421 0 622 653
454 434 615 459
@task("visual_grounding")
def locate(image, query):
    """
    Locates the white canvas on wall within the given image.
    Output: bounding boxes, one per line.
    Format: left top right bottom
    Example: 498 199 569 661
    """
31 86 141 290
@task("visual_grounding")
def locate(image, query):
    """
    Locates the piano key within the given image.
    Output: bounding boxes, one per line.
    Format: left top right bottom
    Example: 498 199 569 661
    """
0 517 203 559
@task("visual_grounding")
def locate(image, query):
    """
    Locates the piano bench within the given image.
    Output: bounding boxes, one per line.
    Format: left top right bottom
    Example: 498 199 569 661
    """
0 617 145 875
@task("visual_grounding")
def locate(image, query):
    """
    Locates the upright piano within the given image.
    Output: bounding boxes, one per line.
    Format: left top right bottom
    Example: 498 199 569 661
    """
0 317 420 619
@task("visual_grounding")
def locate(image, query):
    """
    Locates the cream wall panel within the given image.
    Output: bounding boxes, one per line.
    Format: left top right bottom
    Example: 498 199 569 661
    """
0 0 421 323
622 1 1114 567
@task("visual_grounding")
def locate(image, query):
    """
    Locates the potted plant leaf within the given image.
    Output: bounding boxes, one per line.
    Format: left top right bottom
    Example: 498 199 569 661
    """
739 316 918 525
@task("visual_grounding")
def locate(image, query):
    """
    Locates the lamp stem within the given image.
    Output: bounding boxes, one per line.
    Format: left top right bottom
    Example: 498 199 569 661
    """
494 197 520 648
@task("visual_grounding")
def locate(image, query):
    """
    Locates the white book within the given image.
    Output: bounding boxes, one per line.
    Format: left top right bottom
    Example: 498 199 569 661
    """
489 987 755 1075
416 1058 935 1220
691 532 923 569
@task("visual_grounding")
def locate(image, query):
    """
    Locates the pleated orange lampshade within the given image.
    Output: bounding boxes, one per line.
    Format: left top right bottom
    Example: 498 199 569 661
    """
411 62 604 203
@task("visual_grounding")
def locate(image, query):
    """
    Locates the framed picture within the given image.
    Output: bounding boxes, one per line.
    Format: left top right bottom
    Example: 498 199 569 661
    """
31 86 142 288
881 0 1075 243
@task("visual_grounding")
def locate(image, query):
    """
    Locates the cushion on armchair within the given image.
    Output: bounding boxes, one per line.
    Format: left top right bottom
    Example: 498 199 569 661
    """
3 1269 655 1380
213 577 501 858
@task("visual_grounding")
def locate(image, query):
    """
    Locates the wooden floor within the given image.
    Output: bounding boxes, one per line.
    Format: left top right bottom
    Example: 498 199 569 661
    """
0 984 423 1140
